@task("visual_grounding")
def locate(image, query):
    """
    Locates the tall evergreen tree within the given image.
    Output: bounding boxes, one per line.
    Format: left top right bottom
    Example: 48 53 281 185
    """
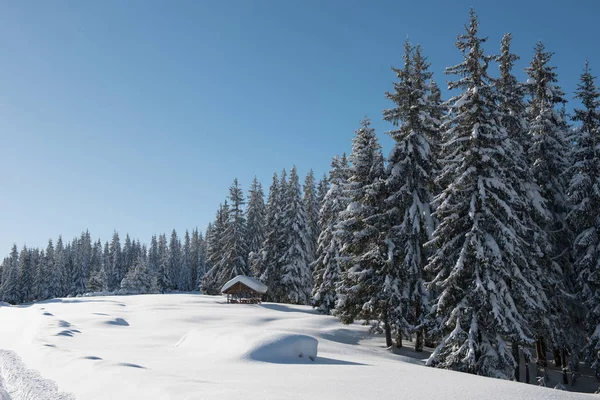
18 246 35 303
256 173 284 298
278 166 313 304
168 230 181 291
425 11 546 378
566 61 600 375
525 41 573 364
218 179 249 284
246 176 266 258
334 119 391 344
303 170 320 264
157 233 170 293
0 245 20 304
179 231 193 291
202 203 229 294
383 41 439 350
312 155 350 314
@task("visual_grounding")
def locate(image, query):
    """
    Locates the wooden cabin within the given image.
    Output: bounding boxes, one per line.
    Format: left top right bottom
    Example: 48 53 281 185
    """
221 275 268 304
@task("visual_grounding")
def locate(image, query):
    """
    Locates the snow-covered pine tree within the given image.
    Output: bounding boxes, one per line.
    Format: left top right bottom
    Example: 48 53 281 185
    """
42 239 56 299
0 245 20 304
87 239 104 293
312 155 350 314
383 41 439 350
121 250 155 294
100 241 111 292
108 232 122 291
525 41 573 366
278 166 313 305
303 170 320 264
566 61 600 377
190 229 202 287
425 10 546 379
201 203 229 294
246 176 266 258
168 230 181 291
256 173 284 299
316 174 330 217
18 246 35 303
217 179 249 286
148 235 159 281
157 233 170 293
334 119 392 345
178 231 193 291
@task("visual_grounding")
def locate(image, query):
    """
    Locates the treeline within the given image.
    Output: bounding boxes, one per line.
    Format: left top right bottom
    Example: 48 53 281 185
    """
0 229 207 304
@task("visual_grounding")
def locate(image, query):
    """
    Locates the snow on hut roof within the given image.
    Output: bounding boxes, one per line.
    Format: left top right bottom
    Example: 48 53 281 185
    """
221 275 268 294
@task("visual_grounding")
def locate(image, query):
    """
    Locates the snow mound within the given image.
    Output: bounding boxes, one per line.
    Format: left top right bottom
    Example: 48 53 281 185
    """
0 349 74 400
243 333 318 363
0 303 10 308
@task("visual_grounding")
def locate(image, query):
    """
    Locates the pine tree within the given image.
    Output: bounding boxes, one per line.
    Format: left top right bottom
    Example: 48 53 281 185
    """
312 155 350 314
167 230 181 291
179 231 193 291
526 41 573 365
566 61 600 376
256 173 285 298
218 179 249 285
0 245 20 304
18 246 35 303
190 229 201 287
202 203 229 294
246 176 266 268
43 240 57 299
101 241 111 292
157 233 170 293
334 119 391 344
383 41 439 350
425 11 546 378
87 239 104 292
303 170 319 264
276 166 313 304
53 237 66 297
121 250 155 293
108 232 122 291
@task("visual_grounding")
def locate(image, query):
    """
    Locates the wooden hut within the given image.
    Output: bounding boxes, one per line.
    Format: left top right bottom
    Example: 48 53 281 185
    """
221 275 268 304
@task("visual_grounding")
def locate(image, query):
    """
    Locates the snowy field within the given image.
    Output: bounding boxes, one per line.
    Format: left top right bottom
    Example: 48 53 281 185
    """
0 294 595 400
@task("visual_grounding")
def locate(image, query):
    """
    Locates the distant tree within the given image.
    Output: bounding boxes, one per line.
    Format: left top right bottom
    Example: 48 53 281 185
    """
246 176 266 260
303 169 319 263
202 203 229 294
121 251 155 294
278 166 313 305
168 230 181 290
18 246 35 303
178 231 193 291
0 245 20 304
156 233 171 293
312 155 349 314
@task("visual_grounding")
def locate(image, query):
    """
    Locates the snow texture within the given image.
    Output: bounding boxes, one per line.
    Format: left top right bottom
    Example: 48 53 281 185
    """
0 294 592 400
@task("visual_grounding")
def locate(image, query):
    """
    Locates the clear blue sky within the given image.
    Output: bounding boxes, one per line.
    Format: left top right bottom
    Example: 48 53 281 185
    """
1 0 598 253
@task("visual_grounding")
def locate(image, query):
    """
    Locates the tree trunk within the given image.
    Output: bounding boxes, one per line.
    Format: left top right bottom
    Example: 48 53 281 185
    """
414 302 423 352
415 330 424 352
383 314 393 348
553 347 562 368
536 337 547 367
525 361 530 384
512 343 520 382
561 348 569 385
395 333 403 349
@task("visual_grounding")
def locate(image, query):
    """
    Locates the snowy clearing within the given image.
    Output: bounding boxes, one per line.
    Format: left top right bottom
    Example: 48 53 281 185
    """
0 294 595 399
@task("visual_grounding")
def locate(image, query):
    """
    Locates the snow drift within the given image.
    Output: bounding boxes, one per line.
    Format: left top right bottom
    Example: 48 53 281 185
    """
243 333 318 363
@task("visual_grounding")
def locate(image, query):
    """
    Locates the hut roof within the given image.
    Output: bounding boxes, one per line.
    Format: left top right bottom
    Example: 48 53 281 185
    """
221 275 268 294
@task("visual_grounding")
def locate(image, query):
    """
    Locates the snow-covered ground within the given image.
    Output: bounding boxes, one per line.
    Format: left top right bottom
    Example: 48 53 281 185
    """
0 294 595 399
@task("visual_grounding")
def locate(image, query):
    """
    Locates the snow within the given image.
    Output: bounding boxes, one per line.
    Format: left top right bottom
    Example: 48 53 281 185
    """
221 275 268 294
0 294 594 400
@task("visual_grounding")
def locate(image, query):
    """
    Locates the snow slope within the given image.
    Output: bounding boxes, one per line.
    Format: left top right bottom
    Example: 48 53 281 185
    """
0 294 594 400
